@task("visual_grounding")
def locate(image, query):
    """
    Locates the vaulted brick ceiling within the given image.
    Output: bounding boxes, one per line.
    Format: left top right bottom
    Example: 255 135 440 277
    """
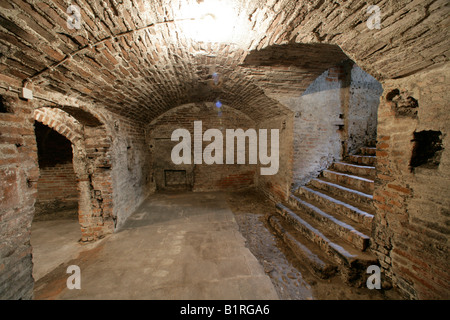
0 0 448 123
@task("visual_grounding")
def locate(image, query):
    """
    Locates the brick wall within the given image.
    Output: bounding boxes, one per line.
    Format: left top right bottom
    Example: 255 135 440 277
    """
0 94 38 299
273 63 382 188
35 163 78 215
257 114 293 202
0 89 153 298
36 163 77 202
147 102 294 203
110 116 152 229
33 107 116 241
147 102 257 192
32 103 151 238
372 64 450 299
0 0 447 300
276 67 344 187
34 121 77 217
326 66 346 83
347 64 383 154
80 125 115 239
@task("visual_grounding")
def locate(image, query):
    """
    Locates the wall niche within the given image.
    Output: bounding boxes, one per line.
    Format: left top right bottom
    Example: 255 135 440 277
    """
386 89 419 118
410 130 443 172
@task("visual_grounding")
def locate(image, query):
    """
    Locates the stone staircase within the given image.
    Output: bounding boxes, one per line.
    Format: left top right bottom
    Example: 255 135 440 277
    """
267 146 378 286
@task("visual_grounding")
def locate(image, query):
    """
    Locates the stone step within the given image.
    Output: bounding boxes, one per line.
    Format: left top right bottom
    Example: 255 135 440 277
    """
331 162 376 179
274 203 377 285
322 170 374 194
275 203 359 265
296 186 374 229
266 214 337 279
310 178 373 208
348 154 376 166
360 147 376 156
288 194 370 251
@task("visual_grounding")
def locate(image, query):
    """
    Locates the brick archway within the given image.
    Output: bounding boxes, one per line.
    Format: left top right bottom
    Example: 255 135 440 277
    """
33 107 114 241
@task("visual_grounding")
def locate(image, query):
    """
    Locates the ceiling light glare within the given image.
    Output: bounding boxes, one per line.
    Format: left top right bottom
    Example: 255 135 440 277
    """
178 0 237 43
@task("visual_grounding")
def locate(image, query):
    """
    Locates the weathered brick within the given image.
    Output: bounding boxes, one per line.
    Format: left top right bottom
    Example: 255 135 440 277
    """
0 0 448 301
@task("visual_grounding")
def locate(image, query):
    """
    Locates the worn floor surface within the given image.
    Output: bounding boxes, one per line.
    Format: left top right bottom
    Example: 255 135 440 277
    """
32 189 402 300
226 189 403 300
32 191 279 300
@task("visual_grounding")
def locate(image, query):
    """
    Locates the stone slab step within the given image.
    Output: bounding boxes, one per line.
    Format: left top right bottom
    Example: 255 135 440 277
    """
267 214 337 279
332 162 376 179
275 203 358 267
322 170 374 194
274 203 377 285
360 147 376 156
296 186 374 229
310 178 373 208
348 155 376 166
288 194 370 251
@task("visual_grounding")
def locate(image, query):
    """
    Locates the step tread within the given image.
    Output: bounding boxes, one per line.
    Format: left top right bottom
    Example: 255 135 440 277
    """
360 147 377 152
323 169 375 184
350 154 376 159
312 178 373 201
275 202 376 265
348 154 377 165
289 194 371 251
276 202 357 262
333 161 376 170
322 169 374 194
267 214 337 279
301 184 375 215
290 193 371 237
298 185 374 227
332 161 376 179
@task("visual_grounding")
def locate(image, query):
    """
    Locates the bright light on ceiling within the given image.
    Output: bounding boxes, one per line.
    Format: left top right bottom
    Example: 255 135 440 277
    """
177 0 238 43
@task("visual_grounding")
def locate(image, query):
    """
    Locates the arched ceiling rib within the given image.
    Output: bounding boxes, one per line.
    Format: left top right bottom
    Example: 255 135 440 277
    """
0 0 448 123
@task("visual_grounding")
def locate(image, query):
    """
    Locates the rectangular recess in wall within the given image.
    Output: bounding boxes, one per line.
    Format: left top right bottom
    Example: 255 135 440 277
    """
410 130 443 171
0 95 11 113
164 170 187 187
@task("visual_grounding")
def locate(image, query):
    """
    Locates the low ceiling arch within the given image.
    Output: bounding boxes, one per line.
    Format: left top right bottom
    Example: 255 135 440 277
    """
0 0 447 123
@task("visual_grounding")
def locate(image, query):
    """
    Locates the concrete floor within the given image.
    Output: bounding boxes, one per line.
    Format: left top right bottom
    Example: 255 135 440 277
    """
31 219 82 281
32 192 279 300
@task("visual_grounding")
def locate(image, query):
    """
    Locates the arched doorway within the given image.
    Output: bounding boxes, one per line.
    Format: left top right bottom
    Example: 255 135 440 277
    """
31 121 81 281
30 106 116 282
32 106 115 242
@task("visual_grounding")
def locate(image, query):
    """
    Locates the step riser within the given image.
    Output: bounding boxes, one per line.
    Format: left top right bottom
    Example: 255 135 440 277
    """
348 155 376 166
331 162 376 179
276 205 321 248
322 170 374 194
275 205 357 267
267 215 337 279
296 187 373 229
274 204 378 286
288 195 370 251
360 147 376 156
310 179 373 208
